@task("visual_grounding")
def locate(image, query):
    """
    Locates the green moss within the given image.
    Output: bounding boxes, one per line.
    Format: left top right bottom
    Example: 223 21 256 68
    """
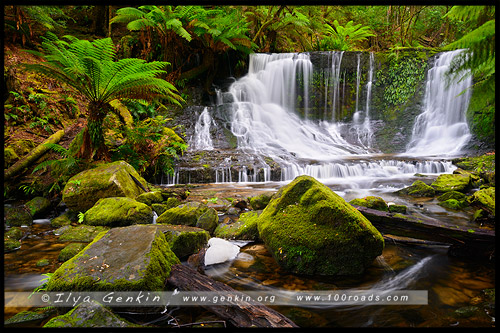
161 226 210 259
24 196 51 218
258 176 384 276
470 187 495 216
84 197 153 227
4 206 33 227
58 243 87 262
36 259 50 267
431 174 471 193
46 226 179 292
58 225 109 242
214 210 261 240
437 191 467 202
62 160 149 212
135 191 163 206
5 227 24 240
349 196 389 212
5 308 57 325
156 201 207 226
396 180 435 197
438 199 468 210
4 237 21 252
388 204 407 214
195 207 218 234
50 212 73 228
249 191 276 210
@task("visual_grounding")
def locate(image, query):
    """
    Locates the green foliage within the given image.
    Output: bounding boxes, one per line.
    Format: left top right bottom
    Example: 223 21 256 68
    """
442 6 495 144
22 33 184 160
320 20 375 51
77 212 85 223
375 54 427 106
29 273 54 297
110 115 187 177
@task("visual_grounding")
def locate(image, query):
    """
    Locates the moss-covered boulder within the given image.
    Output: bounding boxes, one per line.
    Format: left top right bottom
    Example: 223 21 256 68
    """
156 201 208 227
195 207 219 234
56 225 109 242
453 153 495 185
214 210 261 240
136 191 163 206
62 161 149 212
4 147 19 168
46 225 180 291
349 196 389 212
5 226 24 240
24 196 51 219
4 237 21 252
84 197 153 227
4 206 33 227
438 199 468 210
469 187 495 216
43 300 137 328
388 204 407 214
58 242 87 262
155 224 210 259
50 212 74 228
437 191 467 202
257 175 384 276
395 180 435 197
249 191 276 210
431 173 471 193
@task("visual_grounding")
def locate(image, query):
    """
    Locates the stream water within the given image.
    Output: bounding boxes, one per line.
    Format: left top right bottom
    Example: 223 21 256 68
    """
3 50 495 327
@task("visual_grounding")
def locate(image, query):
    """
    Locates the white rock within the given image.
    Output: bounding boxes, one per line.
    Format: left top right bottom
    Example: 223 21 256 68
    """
204 238 240 266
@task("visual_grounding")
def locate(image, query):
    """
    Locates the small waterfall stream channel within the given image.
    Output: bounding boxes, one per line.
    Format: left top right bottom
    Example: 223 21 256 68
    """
4 50 495 328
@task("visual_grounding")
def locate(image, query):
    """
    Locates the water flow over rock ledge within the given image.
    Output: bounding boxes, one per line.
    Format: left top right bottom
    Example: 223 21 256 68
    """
162 50 473 186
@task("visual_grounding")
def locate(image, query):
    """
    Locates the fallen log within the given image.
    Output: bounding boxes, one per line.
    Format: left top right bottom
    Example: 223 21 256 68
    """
354 205 495 259
166 264 298 328
4 128 66 179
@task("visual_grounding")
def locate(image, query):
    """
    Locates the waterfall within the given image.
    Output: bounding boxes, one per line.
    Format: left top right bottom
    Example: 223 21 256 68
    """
405 50 472 156
352 52 374 148
176 51 461 186
191 107 214 151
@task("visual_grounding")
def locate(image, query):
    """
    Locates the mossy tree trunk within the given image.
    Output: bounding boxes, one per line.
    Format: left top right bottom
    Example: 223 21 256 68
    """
4 128 66 179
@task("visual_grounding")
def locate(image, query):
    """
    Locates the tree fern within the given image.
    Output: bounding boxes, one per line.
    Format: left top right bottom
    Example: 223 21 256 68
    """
23 33 184 160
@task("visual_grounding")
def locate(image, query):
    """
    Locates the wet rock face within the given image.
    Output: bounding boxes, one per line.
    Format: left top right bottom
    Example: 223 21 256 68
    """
46 225 180 291
257 175 384 276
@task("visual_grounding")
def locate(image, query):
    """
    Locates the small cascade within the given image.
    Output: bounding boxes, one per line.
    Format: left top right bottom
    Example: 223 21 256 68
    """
405 49 472 156
191 107 215 151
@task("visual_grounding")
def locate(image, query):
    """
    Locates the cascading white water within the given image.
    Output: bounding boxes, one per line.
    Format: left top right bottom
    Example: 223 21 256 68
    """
225 53 455 183
174 51 458 186
352 52 374 149
191 107 214 151
405 49 472 156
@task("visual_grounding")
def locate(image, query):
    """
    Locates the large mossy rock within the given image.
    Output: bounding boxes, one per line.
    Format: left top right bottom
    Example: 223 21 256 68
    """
4 206 33 227
46 225 180 291
349 196 389 212
24 196 51 219
84 197 153 227
43 301 137 328
431 173 471 193
469 187 495 216
257 175 384 276
135 191 164 206
214 210 261 240
395 180 435 197
156 202 217 233
155 224 210 259
62 161 149 212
